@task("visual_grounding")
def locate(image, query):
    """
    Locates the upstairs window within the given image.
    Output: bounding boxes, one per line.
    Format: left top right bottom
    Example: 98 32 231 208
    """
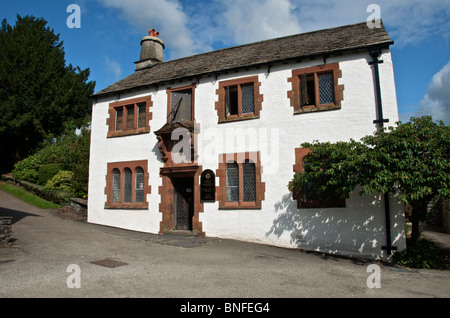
288 63 344 114
171 89 192 123
167 84 196 124
225 83 255 116
216 76 263 123
108 96 152 138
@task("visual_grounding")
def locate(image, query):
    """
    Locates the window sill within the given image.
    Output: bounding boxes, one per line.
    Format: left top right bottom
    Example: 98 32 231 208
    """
219 202 261 210
293 103 341 115
107 127 150 138
105 203 149 210
218 114 260 124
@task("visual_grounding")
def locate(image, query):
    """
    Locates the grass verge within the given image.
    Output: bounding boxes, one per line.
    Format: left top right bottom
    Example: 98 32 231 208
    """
0 182 62 209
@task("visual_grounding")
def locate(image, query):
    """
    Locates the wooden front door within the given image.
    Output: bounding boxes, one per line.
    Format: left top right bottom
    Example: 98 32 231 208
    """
173 177 193 230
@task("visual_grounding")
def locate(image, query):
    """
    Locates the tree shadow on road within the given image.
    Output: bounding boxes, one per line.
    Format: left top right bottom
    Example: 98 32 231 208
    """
0 206 41 224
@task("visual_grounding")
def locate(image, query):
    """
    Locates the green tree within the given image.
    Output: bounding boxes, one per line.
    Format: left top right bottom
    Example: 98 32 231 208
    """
289 116 449 247
0 15 95 173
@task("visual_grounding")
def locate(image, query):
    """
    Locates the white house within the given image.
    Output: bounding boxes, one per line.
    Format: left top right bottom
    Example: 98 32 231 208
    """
88 22 406 260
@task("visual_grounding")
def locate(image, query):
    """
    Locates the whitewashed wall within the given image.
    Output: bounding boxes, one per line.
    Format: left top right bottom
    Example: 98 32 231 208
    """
88 49 406 260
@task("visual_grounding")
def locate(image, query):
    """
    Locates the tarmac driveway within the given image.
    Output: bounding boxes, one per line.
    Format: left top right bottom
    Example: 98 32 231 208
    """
1 189 449 299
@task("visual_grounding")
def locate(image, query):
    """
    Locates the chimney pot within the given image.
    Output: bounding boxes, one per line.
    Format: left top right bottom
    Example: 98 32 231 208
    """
148 29 159 37
135 29 164 71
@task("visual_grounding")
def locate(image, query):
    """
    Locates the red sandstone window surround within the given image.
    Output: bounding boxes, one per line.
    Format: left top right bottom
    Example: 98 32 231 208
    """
105 160 150 209
215 76 263 123
287 63 344 114
292 148 346 208
216 152 265 209
107 95 152 138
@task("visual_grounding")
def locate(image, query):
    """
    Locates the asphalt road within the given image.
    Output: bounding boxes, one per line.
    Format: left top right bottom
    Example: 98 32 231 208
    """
1 189 449 300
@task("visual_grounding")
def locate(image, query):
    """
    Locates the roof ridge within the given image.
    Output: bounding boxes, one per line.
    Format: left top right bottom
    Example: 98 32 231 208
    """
157 21 375 65
94 20 391 97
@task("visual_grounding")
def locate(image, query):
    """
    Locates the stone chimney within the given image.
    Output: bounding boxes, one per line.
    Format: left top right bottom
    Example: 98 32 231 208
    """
135 29 165 71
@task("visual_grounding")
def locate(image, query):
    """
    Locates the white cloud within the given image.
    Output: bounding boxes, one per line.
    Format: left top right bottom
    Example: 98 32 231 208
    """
418 61 450 124
96 0 449 60
104 56 122 80
97 0 211 60
240 0 450 47
221 0 303 44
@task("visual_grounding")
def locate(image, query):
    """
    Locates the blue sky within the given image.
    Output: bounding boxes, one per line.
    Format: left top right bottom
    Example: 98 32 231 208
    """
1 0 449 124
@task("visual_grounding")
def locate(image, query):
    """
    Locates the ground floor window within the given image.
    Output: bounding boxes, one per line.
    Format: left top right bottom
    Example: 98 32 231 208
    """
217 152 265 209
105 160 150 209
292 148 345 208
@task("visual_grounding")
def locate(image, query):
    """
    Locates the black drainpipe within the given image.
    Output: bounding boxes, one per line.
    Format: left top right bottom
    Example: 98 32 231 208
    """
368 48 396 255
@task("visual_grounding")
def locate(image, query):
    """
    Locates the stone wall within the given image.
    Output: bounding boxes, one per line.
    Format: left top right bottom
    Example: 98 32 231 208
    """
0 217 12 246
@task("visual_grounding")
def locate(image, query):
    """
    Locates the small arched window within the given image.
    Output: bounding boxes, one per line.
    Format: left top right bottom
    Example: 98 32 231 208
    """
135 167 144 203
124 168 132 203
226 162 239 202
112 169 121 202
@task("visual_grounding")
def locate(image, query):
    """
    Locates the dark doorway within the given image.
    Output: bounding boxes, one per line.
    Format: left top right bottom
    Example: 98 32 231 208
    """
172 177 194 231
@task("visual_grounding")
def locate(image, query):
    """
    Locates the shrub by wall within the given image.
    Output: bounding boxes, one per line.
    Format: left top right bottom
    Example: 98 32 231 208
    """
38 163 67 185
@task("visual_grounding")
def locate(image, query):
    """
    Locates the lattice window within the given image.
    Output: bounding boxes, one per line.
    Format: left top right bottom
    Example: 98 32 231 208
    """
112 169 121 202
124 168 132 203
137 103 146 128
318 72 335 105
241 83 254 114
243 160 256 201
135 167 144 203
226 163 239 202
115 108 123 132
288 63 343 114
126 105 134 130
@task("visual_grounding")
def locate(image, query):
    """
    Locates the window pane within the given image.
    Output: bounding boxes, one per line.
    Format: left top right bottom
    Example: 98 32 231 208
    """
226 163 239 202
226 85 238 116
318 72 335 104
241 83 254 114
126 105 134 130
137 103 146 128
300 74 315 106
243 161 256 201
115 108 123 131
112 169 121 202
124 168 132 202
135 167 144 203
171 90 192 123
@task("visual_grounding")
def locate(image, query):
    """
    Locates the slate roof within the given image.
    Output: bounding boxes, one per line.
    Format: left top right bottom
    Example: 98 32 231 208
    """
94 21 393 98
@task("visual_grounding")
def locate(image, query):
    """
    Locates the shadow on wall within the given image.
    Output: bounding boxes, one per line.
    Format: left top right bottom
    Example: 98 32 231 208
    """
267 192 405 258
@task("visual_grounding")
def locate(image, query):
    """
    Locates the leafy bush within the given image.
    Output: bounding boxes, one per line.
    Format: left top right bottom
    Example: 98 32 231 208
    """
38 163 67 185
44 170 75 193
12 124 91 198
12 153 44 183
393 238 449 269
